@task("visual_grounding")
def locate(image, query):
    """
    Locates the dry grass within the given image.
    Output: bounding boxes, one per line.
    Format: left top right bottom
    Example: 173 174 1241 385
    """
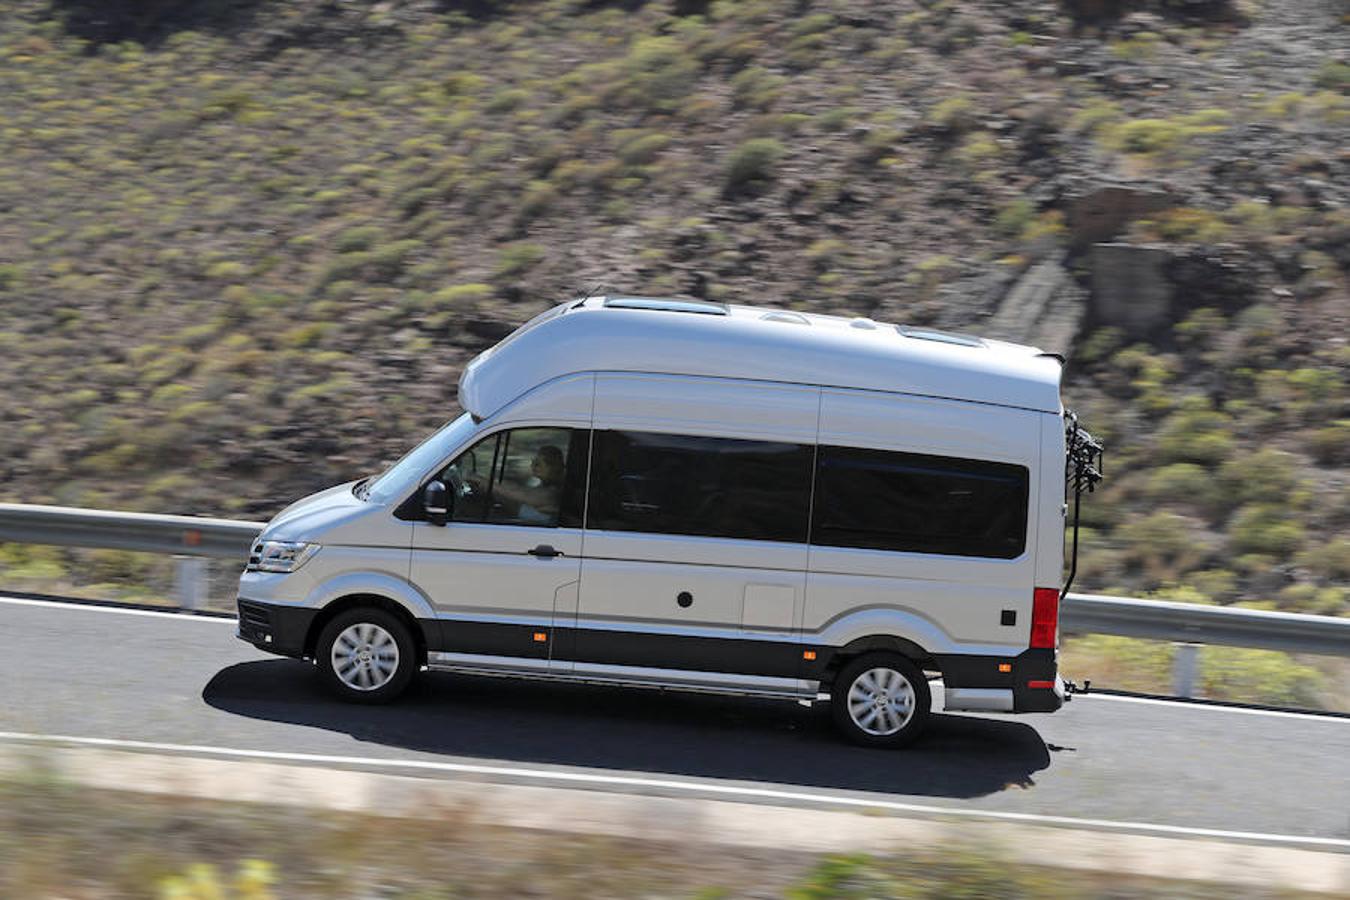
0 772 1319 899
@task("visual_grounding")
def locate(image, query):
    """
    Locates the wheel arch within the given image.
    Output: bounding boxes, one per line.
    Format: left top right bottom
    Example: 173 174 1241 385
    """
304 593 430 667
819 634 936 690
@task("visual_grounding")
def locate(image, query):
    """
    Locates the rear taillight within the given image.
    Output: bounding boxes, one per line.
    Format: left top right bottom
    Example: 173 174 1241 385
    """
1030 587 1060 649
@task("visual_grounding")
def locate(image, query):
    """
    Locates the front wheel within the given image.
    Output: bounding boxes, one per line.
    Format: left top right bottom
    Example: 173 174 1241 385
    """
830 652 931 748
316 607 417 703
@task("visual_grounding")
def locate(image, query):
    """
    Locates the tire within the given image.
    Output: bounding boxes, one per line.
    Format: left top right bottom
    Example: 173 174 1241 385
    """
830 652 931 748
316 606 417 704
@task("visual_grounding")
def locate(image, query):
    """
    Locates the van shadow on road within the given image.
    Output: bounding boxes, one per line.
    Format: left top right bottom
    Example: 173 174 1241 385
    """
204 660 1051 800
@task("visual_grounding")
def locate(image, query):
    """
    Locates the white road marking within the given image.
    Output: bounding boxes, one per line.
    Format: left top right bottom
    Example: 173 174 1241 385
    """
1081 692 1350 724
1 730 1347 851
3 594 1347 724
0 595 233 622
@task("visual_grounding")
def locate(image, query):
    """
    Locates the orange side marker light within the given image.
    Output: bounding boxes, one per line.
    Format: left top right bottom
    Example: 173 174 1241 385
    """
802 650 817 661
998 663 1012 673
533 632 548 643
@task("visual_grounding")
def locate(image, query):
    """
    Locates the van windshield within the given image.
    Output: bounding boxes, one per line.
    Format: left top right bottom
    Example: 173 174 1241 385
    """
361 413 479 505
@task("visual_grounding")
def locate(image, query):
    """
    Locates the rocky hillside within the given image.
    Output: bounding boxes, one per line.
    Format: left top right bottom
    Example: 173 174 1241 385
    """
0 0 1345 617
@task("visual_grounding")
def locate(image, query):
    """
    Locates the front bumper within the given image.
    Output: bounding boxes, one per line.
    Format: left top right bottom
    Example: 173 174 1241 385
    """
236 597 319 659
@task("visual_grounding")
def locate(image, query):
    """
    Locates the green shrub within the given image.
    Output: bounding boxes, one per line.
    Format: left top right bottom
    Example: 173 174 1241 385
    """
994 199 1035 237
1200 647 1323 707
0 263 22 291
0 543 67 583
1185 568 1238 603
616 132 671 166
157 859 277 900
620 36 699 112
518 180 558 220
1221 448 1306 507
1226 504 1305 557
204 261 248 281
815 106 858 132
730 66 787 110
1144 462 1218 510
1110 32 1162 61
1146 207 1232 243
723 138 785 193
494 243 546 279
1118 511 1204 578
805 238 847 272
1068 97 1122 135
1100 110 1229 155
926 94 975 131
1296 537 1350 583
365 240 423 281
1308 420 1350 465
1313 60 1350 92
426 282 493 310
333 226 383 254
281 322 333 349
1060 634 1173 695
1156 403 1235 466
955 131 999 165
485 87 529 113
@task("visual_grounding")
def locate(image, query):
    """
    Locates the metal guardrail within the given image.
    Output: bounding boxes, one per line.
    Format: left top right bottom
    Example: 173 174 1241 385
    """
1061 592 1350 657
1 503 1347 696
0 502 264 612
0 503 263 559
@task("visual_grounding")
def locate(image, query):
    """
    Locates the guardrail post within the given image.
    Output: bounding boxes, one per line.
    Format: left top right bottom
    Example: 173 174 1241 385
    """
1172 642 1201 698
174 556 208 611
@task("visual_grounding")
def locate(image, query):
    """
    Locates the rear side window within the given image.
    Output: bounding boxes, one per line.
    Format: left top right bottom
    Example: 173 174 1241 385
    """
588 430 813 543
813 446 1029 559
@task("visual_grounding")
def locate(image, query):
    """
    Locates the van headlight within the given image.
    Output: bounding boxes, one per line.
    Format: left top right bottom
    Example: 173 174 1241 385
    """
250 541 320 573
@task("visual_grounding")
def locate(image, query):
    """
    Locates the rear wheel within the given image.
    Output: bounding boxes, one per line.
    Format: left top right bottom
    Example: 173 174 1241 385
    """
830 652 930 748
316 607 416 703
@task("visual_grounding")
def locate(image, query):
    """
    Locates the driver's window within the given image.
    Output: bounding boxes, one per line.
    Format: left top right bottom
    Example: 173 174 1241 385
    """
439 427 574 527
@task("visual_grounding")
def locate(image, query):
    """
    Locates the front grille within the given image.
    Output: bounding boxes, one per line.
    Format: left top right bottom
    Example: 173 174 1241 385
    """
246 542 262 571
238 599 272 632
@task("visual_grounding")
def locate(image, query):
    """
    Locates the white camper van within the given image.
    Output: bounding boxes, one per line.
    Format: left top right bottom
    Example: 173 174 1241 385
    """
236 297 1101 747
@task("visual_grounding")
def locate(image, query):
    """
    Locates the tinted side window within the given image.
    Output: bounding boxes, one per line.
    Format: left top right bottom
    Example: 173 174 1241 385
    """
813 446 1028 559
440 427 586 528
588 431 812 543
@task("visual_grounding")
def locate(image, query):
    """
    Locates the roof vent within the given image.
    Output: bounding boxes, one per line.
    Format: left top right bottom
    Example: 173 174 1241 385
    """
896 325 984 348
849 317 878 330
761 311 810 325
604 297 728 316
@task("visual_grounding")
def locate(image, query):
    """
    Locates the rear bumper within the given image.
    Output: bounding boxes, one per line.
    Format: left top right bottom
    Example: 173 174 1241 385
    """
1012 672 1066 713
236 597 318 660
937 648 1064 714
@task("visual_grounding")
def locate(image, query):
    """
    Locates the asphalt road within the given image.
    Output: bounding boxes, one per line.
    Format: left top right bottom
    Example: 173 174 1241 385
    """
3 595 1348 845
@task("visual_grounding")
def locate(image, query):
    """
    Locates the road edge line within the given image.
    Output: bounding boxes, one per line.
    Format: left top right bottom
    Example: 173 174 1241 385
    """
0 730 1347 853
0 742 1345 893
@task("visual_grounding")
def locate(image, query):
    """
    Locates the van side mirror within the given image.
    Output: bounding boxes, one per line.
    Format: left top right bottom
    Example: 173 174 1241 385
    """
424 480 450 526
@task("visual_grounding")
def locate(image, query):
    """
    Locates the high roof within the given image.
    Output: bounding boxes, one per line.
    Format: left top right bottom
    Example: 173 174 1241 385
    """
457 297 1065 420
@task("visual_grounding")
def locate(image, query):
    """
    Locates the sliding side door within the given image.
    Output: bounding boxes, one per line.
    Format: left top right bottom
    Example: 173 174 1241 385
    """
566 374 819 694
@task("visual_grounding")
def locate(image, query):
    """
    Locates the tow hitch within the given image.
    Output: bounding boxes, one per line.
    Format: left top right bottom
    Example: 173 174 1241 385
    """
1063 678 1091 701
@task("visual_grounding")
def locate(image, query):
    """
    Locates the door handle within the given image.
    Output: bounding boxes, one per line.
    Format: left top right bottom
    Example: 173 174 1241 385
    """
527 544 564 558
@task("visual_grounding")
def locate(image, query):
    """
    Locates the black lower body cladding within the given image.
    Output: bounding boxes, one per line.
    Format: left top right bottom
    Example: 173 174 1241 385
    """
935 647 1063 713
234 598 1062 713
236 598 319 659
